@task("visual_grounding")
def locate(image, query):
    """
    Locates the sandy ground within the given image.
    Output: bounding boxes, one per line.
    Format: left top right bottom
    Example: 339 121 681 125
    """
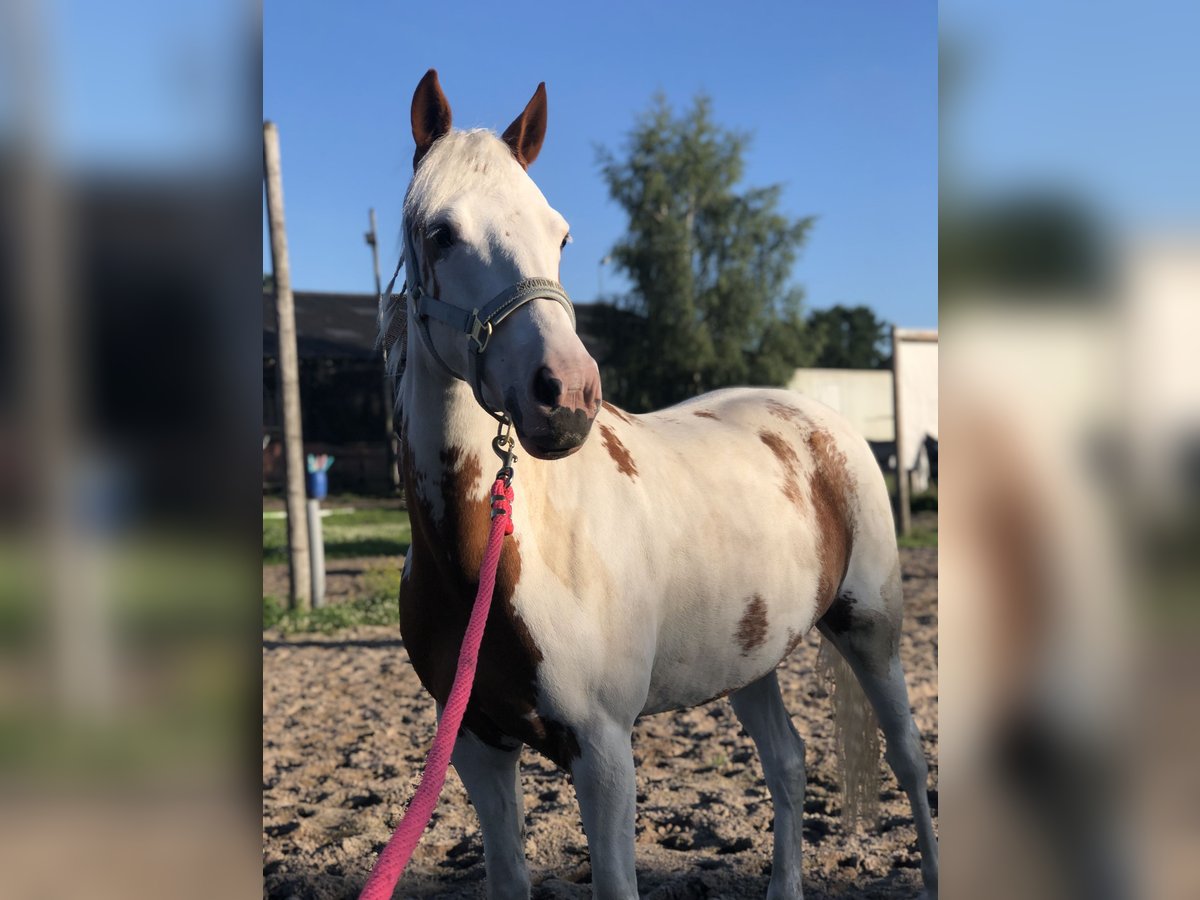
263 547 937 899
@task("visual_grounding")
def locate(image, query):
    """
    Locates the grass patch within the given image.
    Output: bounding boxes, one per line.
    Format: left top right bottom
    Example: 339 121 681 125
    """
911 484 938 513
900 485 937 547
263 563 401 634
263 507 411 565
898 525 938 549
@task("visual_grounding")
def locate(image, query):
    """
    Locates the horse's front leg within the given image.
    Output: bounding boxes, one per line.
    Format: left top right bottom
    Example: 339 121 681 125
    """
448 726 531 900
572 717 639 900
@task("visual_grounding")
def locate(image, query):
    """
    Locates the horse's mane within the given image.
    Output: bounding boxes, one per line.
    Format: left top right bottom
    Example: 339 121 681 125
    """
403 128 514 226
377 289 407 383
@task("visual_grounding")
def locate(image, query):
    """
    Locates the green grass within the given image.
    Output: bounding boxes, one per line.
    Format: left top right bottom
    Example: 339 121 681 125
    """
263 507 411 565
263 505 408 633
263 565 401 634
899 485 938 547
897 525 939 548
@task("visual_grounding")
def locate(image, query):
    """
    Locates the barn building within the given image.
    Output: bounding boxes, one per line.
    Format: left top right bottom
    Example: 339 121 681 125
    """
263 291 619 494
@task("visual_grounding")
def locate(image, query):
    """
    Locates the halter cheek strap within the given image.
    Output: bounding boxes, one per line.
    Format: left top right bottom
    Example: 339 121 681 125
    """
382 222 576 422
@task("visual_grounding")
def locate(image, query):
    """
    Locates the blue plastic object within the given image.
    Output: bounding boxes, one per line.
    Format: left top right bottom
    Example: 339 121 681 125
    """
306 470 328 499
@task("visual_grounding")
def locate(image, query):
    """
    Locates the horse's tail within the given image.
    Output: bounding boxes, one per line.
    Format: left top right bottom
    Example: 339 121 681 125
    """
818 634 881 830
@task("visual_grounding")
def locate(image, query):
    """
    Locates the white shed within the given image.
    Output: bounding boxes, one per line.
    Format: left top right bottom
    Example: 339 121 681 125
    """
785 368 895 441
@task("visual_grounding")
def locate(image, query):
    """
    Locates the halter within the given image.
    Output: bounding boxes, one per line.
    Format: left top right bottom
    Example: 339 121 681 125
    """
381 221 576 423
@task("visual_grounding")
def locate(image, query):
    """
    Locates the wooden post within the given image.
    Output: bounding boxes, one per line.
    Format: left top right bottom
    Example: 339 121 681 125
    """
366 208 383 297
892 324 911 536
15 4 117 716
263 121 311 610
366 208 400 491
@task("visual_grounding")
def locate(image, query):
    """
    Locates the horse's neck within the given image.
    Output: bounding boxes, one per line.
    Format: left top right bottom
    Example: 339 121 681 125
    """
402 348 489 466
399 348 538 529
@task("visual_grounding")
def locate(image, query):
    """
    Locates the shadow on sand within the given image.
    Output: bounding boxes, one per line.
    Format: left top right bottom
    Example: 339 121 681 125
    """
263 860 921 900
262 637 405 651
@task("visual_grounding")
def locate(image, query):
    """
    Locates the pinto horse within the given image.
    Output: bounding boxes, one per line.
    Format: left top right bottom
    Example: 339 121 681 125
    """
381 69 938 900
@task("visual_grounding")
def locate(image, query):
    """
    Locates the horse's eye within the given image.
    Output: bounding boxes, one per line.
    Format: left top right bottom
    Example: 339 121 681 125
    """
561 232 572 250
428 225 456 251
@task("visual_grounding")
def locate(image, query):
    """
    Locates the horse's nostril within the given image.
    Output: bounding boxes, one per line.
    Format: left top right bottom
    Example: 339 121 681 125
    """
532 366 562 408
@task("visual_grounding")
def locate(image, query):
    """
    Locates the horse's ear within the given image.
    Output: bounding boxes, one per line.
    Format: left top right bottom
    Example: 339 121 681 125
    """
411 69 452 169
502 82 547 169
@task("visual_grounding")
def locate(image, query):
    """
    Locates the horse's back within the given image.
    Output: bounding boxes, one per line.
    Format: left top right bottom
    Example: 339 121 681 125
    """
581 387 900 715
643 386 893 526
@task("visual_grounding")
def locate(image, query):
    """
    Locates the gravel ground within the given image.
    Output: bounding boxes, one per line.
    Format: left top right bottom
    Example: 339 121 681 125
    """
263 547 937 899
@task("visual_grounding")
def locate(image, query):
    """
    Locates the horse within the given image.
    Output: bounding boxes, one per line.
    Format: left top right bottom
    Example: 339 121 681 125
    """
380 69 938 900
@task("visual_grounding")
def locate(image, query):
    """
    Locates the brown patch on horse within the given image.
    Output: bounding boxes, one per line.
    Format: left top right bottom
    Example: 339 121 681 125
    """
766 398 806 424
602 401 635 426
599 424 638 479
807 429 858 620
736 595 769 655
693 410 719 420
783 627 805 657
758 429 805 509
399 442 580 769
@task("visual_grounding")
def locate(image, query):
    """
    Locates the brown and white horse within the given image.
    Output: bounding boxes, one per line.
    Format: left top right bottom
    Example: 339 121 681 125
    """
382 69 938 900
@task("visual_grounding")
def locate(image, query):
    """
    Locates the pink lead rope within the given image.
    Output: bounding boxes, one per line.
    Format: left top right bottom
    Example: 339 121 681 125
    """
358 477 515 900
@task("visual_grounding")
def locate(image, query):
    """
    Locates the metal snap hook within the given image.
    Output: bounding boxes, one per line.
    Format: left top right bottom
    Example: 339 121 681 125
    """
491 417 518 477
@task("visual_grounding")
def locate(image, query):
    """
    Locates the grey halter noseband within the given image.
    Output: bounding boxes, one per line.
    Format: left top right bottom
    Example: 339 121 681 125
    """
381 221 576 423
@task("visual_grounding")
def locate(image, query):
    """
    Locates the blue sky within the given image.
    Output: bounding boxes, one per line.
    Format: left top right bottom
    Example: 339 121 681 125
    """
942 0 1200 232
33 2 1196 331
263 1 938 328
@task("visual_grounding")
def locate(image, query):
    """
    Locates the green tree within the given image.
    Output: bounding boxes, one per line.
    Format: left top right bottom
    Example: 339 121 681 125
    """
596 95 817 411
807 304 891 369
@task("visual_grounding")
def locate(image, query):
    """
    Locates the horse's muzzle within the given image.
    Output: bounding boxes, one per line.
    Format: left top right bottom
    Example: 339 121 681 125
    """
520 406 595 459
510 363 600 459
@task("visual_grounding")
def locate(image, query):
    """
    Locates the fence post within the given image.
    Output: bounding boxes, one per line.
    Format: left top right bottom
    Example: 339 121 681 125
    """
263 121 311 610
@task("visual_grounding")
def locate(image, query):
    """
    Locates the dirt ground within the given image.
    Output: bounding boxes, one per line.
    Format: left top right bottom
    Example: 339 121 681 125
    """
263 547 937 899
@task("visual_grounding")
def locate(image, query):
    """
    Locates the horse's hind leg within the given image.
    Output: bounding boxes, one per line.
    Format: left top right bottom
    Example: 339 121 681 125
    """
449 728 531 900
730 670 807 899
818 566 939 898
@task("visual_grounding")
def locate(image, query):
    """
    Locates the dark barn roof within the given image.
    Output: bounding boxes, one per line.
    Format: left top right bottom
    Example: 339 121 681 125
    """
263 291 381 360
264 291 627 364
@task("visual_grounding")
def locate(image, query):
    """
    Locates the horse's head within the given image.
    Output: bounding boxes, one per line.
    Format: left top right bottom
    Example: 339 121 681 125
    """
402 69 601 460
